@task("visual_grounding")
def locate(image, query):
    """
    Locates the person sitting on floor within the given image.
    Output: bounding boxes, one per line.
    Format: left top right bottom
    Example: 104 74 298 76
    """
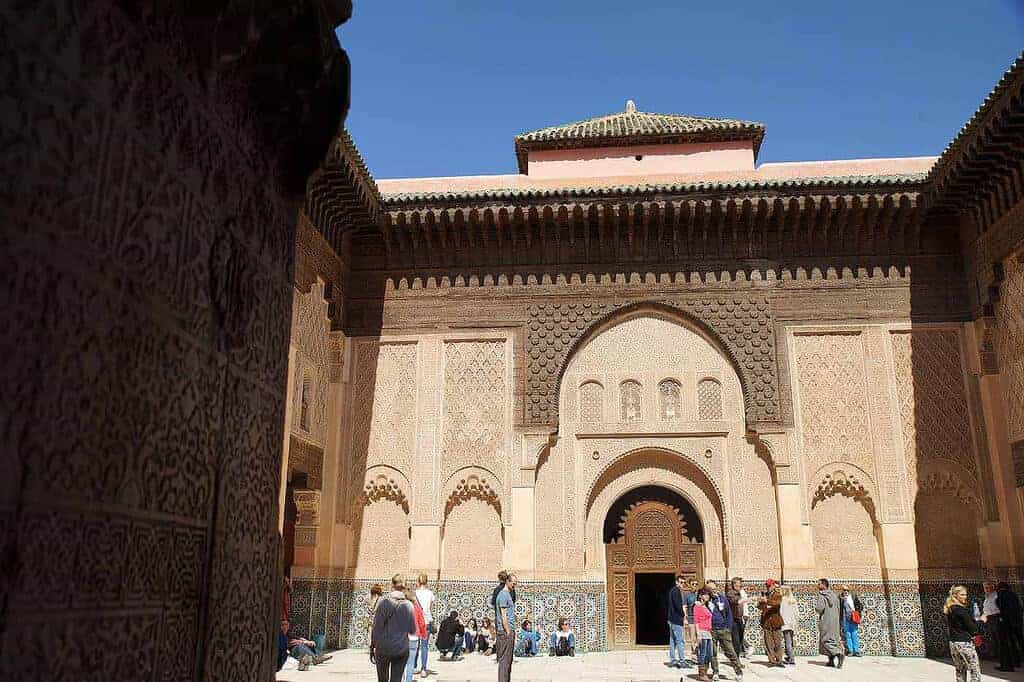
278 620 290 672
516 619 542 656
282 620 332 671
548 618 576 656
436 610 466 661
463 618 478 653
477 617 494 654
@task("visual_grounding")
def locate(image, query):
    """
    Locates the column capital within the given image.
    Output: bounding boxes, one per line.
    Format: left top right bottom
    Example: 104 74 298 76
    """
518 430 556 474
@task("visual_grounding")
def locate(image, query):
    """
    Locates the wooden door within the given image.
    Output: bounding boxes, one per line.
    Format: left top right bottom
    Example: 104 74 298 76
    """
605 500 704 648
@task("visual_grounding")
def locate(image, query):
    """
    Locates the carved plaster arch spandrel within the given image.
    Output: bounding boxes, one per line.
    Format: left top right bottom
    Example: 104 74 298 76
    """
915 458 984 514
524 298 778 431
586 467 726 573
584 449 728 569
351 465 413 521
440 466 506 525
810 463 879 519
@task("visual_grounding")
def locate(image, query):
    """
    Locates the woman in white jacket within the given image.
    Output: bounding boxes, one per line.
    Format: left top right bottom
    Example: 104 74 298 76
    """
779 584 799 665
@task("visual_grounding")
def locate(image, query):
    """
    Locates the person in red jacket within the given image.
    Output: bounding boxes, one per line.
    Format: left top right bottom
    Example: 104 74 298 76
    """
404 590 427 682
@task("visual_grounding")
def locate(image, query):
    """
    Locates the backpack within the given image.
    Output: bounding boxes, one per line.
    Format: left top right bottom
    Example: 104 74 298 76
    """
555 636 571 656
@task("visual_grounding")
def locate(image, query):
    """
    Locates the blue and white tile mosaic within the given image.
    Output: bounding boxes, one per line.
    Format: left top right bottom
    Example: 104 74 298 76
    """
288 577 1022 658
290 579 607 652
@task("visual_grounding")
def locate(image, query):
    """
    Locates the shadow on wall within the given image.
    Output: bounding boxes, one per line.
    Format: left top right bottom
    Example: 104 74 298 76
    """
905 242 997 656
1 2 352 680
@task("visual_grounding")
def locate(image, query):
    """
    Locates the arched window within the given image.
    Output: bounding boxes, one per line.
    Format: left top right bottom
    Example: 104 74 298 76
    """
658 379 682 420
579 381 604 423
697 378 722 420
299 374 312 431
620 380 642 423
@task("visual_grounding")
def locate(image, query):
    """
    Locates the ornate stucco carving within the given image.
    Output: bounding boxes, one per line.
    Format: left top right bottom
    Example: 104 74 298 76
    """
915 460 984 570
351 467 413 576
526 298 778 430
360 470 411 514
863 328 911 523
890 329 979 495
294 490 323 548
441 340 509 486
584 461 726 574
346 341 418 512
288 437 324 490
995 255 1024 446
793 331 876 492
811 466 877 517
290 284 331 445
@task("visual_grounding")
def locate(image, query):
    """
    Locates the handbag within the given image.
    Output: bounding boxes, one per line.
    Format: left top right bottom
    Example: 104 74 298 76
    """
851 609 862 625
972 634 984 649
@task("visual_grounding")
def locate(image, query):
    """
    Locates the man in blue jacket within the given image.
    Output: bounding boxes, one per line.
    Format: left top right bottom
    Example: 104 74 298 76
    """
705 580 744 681
667 574 693 669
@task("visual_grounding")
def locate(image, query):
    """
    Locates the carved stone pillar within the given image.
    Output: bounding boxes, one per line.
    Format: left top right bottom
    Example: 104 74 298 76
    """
761 431 816 580
293 490 323 569
965 318 1024 567
279 346 299 533
316 332 346 569
506 432 551 572
877 523 919 580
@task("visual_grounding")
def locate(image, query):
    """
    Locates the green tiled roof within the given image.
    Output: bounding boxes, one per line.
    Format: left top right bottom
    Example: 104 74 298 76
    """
514 102 765 173
383 173 927 206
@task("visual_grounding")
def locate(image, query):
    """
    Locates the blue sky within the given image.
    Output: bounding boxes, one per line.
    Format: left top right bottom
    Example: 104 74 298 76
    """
338 1 1023 179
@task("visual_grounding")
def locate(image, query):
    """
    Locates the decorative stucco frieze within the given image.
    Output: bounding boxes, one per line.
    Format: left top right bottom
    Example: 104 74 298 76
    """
525 297 778 430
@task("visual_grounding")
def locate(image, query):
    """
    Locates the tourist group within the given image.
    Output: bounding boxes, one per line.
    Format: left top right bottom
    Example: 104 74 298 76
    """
274 573 1023 682
361 571 571 682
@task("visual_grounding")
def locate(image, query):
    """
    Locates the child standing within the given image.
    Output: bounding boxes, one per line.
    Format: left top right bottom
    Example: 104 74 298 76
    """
694 588 715 682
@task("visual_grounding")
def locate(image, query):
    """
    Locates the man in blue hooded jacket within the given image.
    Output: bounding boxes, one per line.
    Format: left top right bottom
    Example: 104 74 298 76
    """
705 580 744 681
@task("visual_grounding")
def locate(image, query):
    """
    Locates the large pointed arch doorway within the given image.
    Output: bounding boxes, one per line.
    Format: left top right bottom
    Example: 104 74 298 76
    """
604 486 704 648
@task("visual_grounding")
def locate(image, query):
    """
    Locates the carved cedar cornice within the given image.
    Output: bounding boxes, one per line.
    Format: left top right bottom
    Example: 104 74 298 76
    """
304 128 383 252
368 193 925 270
927 51 1024 233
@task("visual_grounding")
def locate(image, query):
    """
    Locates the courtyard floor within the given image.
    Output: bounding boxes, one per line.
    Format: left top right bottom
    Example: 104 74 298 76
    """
276 649 1024 681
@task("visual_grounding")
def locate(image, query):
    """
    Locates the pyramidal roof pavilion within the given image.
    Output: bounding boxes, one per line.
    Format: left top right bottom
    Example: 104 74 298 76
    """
513 100 767 173
374 99 935 202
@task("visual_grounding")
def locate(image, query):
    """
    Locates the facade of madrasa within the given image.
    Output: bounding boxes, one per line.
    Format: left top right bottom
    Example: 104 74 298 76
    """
283 57 1024 657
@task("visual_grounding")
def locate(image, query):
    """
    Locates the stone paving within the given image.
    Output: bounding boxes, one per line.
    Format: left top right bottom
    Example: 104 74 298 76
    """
276 648 1024 682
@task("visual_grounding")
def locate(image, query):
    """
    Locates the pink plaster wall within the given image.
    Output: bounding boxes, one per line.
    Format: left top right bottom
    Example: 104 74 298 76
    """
525 140 755 178
377 156 936 198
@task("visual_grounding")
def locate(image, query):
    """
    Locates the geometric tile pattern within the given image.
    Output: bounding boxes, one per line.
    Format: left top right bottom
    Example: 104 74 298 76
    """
290 579 607 652
288 578 1023 657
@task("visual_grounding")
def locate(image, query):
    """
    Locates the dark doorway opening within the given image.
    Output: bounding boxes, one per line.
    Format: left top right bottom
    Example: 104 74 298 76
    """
603 485 704 544
634 572 674 645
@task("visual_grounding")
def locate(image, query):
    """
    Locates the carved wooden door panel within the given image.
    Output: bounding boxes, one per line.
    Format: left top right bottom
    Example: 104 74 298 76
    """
605 500 704 648
606 544 634 647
